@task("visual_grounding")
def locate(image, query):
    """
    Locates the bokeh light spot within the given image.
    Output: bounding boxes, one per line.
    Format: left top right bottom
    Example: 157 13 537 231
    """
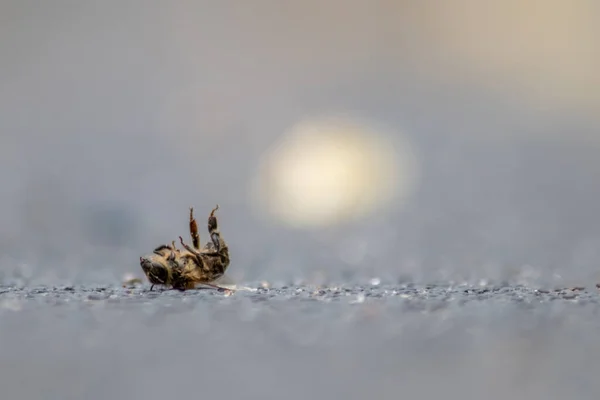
250 115 419 228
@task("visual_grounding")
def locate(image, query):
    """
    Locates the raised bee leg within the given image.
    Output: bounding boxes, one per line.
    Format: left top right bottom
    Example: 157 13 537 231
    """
167 250 176 262
189 207 201 250
203 204 221 255
170 240 179 254
179 235 201 256
179 235 205 268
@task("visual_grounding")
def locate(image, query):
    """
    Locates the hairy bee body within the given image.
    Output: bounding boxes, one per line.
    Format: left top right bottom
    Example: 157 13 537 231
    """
139 205 230 291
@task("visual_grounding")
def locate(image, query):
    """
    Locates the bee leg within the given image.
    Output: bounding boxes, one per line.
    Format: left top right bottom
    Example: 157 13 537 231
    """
199 282 235 292
179 235 206 267
169 240 182 256
150 284 154 291
189 207 201 250
207 205 221 253
166 250 176 262
179 236 201 256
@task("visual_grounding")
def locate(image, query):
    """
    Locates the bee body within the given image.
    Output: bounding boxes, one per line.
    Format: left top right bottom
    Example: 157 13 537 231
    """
140 205 230 291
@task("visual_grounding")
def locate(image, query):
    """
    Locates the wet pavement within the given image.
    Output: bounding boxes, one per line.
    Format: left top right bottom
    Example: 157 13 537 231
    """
1 282 600 400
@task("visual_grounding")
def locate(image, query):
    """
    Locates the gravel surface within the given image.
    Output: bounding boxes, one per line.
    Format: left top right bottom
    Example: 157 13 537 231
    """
1 282 599 308
2 282 600 400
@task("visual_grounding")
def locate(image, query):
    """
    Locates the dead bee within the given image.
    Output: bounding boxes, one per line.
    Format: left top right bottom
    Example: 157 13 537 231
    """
139 205 231 291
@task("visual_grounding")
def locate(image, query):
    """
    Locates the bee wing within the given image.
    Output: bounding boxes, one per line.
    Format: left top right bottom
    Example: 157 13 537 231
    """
211 273 257 292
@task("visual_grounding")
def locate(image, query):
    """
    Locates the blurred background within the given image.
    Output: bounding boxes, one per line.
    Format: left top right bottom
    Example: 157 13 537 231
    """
1 0 600 286
4 2 600 400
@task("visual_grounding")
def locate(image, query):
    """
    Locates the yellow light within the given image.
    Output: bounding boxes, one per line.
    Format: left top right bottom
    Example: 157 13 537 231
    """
250 115 418 228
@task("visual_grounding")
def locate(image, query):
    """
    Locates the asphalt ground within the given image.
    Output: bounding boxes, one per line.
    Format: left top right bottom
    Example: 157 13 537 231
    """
1 282 600 400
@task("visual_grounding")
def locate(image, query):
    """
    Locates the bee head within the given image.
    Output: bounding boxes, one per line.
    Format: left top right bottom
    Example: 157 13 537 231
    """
139 255 171 285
